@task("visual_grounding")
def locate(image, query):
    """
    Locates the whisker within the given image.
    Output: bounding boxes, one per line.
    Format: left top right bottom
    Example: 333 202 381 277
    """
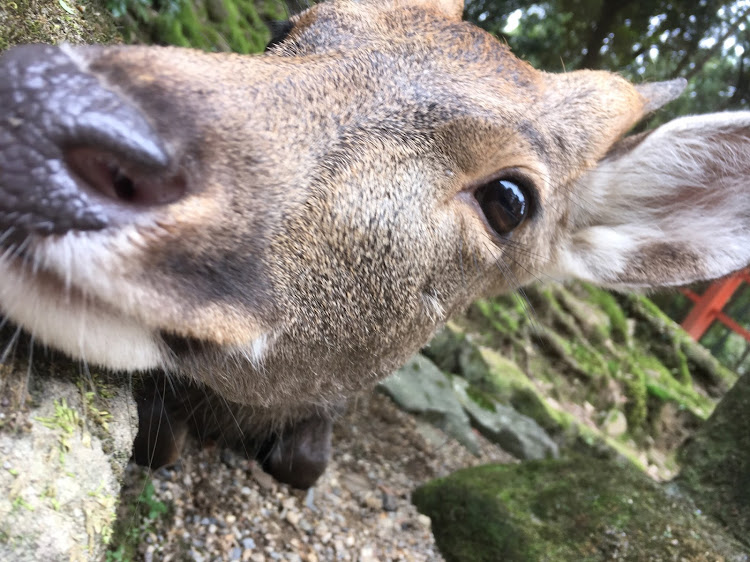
21 335 35 414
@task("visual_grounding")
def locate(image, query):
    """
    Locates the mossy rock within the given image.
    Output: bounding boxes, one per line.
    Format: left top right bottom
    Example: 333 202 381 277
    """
425 324 541 412
678 372 750 545
576 283 629 345
423 322 468 375
620 294 737 395
0 360 135 560
467 295 527 337
413 455 748 562
457 341 564 435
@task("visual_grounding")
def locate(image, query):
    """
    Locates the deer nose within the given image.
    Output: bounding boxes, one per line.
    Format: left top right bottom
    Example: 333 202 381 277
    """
0 44 184 242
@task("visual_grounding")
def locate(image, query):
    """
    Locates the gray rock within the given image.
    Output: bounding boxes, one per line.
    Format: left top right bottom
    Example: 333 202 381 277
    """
381 354 558 461
453 378 559 460
602 408 628 438
0 367 136 561
379 356 480 455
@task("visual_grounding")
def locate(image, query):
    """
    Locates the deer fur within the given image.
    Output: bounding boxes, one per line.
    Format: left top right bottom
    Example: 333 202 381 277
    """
1 0 749 487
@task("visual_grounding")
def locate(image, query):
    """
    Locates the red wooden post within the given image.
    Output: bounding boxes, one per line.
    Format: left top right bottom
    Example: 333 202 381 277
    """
681 272 747 341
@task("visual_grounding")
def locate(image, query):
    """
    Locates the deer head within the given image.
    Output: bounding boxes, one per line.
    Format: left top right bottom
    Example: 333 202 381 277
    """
1 0 749 455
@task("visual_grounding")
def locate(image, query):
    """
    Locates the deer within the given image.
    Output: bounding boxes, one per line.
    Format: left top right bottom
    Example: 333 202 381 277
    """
1 0 749 490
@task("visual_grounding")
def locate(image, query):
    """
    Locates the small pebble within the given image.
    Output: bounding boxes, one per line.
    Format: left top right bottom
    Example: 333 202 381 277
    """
242 538 256 550
111 393 505 561
286 511 301 526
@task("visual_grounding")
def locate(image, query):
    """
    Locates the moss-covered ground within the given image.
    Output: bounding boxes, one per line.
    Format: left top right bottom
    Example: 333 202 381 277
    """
425 283 737 480
413 455 748 561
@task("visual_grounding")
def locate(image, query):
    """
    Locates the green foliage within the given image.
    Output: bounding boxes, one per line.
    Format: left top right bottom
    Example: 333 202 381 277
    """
107 477 170 561
110 0 288 54
465 0 750 123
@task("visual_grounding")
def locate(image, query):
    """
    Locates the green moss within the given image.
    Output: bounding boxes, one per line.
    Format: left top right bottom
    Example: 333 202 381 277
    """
675 347 692 386
413 455 747 561
506 386 561 434
678 372 750 546
621 294 738 393
570 342 608 377
464 384 496 412
534 287 581 339
423 323 467 374
579 284 629 344
115 0 286 54
534 326 608 382
627 352 713 420
621 365 648 433
35 398 84 464
469 297 524 335
461 346 529 390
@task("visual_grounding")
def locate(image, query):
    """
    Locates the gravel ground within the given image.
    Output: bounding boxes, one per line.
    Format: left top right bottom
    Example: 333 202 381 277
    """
118 392 514 561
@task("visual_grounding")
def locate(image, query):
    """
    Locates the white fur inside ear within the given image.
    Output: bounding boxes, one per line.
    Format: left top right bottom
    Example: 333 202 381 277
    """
554 111 750 288
556 226 639 283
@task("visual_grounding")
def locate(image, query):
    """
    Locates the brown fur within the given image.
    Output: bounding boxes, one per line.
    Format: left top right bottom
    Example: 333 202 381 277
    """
68 2 650 408
2 0 749 486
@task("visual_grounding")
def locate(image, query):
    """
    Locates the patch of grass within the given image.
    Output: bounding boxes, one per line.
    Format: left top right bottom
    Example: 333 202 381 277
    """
36 398 83 463
107 476 171 561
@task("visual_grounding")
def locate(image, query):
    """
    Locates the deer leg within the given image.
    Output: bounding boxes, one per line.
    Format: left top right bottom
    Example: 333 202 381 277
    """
132 374 190 469
258 410 336 489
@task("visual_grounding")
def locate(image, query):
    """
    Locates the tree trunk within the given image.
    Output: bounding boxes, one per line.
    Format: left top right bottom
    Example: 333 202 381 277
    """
578 1 634 69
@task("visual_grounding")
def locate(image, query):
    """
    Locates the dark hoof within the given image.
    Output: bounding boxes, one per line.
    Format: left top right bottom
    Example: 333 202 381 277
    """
260 412 335 489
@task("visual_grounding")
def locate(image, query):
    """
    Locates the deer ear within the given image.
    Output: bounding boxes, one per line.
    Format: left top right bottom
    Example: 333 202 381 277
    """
634 78 687 113
553 112 750 289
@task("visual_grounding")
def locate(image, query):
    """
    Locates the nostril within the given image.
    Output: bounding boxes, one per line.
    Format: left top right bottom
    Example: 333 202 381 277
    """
113 169 137 202
64 147 187 207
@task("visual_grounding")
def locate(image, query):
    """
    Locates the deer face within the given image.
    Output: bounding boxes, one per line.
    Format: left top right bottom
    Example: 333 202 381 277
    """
1 0 749 410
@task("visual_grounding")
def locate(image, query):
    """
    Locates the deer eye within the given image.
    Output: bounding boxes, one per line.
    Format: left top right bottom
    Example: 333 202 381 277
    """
474 178 531 236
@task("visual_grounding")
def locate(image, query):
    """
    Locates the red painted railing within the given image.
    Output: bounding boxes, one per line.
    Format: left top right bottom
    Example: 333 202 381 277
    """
681 269 750 343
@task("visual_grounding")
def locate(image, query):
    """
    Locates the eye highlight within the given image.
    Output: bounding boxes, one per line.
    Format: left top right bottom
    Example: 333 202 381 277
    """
473 177 532 236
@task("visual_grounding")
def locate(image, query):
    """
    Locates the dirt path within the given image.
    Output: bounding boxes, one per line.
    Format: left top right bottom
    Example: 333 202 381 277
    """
118 392 513 561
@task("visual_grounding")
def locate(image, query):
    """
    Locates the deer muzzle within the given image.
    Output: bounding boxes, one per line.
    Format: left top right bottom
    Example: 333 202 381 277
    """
0 44 185 244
